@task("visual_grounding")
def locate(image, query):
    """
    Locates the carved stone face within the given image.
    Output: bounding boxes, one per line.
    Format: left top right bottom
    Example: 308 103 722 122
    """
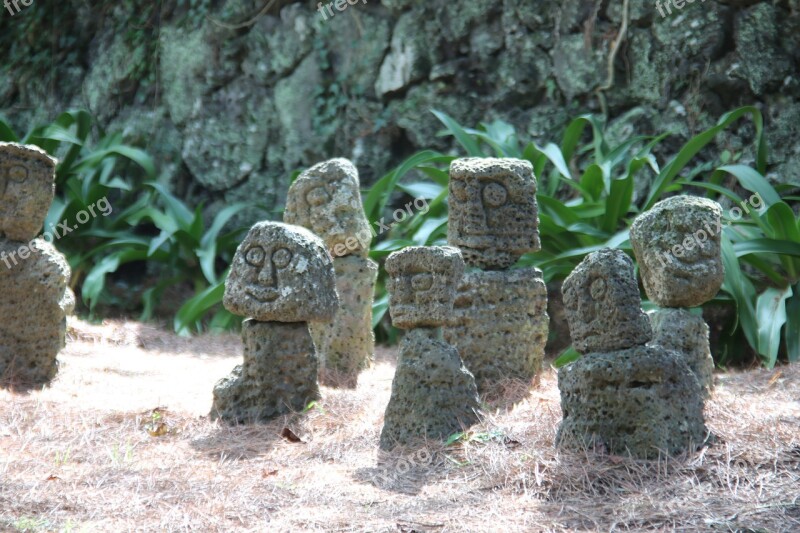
284 158 371 258
562 249 652 354
630 196 724 308
385 246 464 329
448 158 540 270
0 142 57 242
223 222 338 322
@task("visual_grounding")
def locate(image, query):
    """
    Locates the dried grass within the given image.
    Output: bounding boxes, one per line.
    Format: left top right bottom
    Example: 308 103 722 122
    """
0 318 798 532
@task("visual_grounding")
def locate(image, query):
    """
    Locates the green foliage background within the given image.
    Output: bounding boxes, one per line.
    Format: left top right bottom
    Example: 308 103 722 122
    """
1 106 798 368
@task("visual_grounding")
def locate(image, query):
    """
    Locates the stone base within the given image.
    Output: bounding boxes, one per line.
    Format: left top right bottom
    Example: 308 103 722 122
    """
443 267 548 393
311 255 377 388
0 239 72 386
650 308 715 397
556 345 707 459
211 320 320 424
380 328 480 450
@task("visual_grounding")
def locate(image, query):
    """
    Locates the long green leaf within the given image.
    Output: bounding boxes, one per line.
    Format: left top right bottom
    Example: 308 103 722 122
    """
756 286 790 368
645 106 765 210
786 283 800 363
431 109 484 156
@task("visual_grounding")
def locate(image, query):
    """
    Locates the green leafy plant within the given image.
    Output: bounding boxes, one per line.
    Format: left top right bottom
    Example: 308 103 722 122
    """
372 107 799 367
0 110 258 334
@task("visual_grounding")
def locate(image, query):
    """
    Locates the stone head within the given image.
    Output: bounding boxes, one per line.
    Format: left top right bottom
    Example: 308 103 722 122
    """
562 248 652 353
630 195 724 307
0 142 57 242
284 158 371 258
448 157 540 270
385 246 464 329
223 222 339 322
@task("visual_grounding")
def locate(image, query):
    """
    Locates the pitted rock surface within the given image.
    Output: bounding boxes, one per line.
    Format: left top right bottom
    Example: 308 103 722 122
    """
630 195 724 308
223 222 338 322
0 142 57 242
562 248 652 354
385 246 464 329
444 267 549 392
211 320 320 424
556 344 707 458
311 255 378 388
284 158 372 258
448 157 540 270
650 308 715 397
0 238 72 385
379 328 480 450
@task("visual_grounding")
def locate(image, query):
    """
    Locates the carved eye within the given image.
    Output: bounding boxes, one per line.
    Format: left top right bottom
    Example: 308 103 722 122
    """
482 182 508 208
272 248 292 268
411 273 434 292
245 246 266 267
306 186 331 207
450 180 468 202
8 165 28 183
590 278 606 301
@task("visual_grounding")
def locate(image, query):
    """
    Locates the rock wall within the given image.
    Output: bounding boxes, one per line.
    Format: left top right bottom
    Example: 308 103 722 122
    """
1 0 798 225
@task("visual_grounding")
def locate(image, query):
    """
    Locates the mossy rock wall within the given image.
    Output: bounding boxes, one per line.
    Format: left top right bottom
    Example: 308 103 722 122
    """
1 0 798 225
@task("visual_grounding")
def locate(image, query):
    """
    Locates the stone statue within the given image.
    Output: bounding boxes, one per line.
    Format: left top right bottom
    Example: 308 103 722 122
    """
556 249 707 458
284 158 377 387
0 142 73 386
380 246 480 450
561 247 652 354
443 157 548 394
631 195 723 395
212 222 339 423
447 158 540 271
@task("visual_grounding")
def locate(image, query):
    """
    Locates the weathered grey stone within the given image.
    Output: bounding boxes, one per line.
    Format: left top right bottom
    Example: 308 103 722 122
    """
0 143 56 242
630 195 724 308
284 158 372 258
444 267 549 392
650 308 714 397
562 249 652 354
211 320 319 424
385 246 464 329
0 239 72 385
448 157 540 270
556 344 707 459
223 222 338 322
311 255 378 388
379 328 480 450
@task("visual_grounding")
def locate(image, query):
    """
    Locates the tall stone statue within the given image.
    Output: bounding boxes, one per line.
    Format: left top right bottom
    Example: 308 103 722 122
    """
211 222 339 423
0 142 73 386
284 158 377 387
443 158 548 393
556 249 707 458
380 246 480 450
631 195 723 395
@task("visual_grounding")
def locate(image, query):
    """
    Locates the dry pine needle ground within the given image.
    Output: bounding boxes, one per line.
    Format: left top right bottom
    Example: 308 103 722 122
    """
0 318 798 532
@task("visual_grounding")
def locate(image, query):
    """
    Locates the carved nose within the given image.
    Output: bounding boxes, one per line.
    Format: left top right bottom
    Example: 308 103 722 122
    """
257 262 277 287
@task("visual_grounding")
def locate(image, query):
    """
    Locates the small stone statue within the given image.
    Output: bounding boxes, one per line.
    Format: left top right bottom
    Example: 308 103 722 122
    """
447 158 540 271
284 158 377 387
631 195 723 395
0 142 73 386
556 249 707 458
211 222 339 424
443 157 548 393
380 246 480 450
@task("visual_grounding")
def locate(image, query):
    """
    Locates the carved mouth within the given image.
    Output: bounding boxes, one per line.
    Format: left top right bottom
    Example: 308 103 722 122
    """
245 285 279 302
